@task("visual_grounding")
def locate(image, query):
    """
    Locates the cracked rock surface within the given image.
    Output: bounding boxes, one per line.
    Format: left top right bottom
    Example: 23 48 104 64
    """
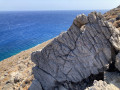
30 12 119 90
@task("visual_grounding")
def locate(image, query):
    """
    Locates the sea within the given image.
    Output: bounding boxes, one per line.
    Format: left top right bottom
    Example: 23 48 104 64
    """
0 10 108 61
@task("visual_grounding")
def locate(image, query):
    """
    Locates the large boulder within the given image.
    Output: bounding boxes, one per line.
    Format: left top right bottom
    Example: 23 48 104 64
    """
30 12 118 90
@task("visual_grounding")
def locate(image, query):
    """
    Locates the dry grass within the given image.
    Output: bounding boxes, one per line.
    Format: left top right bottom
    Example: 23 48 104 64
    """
104 9 120 20
0 39 53 90
103 7 120 30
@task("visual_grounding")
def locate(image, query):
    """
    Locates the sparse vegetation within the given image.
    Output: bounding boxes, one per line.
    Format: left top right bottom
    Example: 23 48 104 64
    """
0 39 53 90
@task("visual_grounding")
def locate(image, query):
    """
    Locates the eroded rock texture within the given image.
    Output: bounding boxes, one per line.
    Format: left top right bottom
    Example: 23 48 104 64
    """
104 71 120 88
110 26 120 50
30 12 118 90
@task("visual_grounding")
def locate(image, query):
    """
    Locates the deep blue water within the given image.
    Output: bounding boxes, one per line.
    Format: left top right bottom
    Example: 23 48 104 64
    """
0 10 108 61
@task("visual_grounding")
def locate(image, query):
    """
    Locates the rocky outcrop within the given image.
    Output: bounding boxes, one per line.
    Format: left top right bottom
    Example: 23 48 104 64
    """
29 12 120 90
109 24 120 50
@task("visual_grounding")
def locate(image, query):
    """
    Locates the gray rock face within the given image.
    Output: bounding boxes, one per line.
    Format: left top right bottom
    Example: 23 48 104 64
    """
115 52 120 71
29 79 43 90
30 12 118 90
104 71 120 88
110 26 120 50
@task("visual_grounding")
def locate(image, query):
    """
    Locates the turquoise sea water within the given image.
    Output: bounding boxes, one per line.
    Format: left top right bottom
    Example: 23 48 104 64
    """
0 10 108 61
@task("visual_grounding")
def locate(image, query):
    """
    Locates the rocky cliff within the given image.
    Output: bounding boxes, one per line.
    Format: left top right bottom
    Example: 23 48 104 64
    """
29 10 120 90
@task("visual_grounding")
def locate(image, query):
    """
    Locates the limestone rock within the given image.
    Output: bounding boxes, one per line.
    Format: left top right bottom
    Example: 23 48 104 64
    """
57 86 67 90
104 71 120 88
109 24 120 50
115 52 120 71
30 12 117 90
85 80 119 90
73 14 88 27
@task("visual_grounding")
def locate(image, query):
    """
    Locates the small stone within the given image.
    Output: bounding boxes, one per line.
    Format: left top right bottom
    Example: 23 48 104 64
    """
14 77 20 83
4 73 8 76
110 28 120 50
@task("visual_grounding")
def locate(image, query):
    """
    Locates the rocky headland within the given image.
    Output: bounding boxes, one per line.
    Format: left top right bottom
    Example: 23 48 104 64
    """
0 5 120 90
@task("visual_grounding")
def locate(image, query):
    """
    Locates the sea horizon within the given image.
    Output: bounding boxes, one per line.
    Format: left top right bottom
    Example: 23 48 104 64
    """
0 10 108 61
0 9 109 11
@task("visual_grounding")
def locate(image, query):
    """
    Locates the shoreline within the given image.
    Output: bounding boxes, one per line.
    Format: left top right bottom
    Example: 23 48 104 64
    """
0 38 53 90
0 39 53 62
